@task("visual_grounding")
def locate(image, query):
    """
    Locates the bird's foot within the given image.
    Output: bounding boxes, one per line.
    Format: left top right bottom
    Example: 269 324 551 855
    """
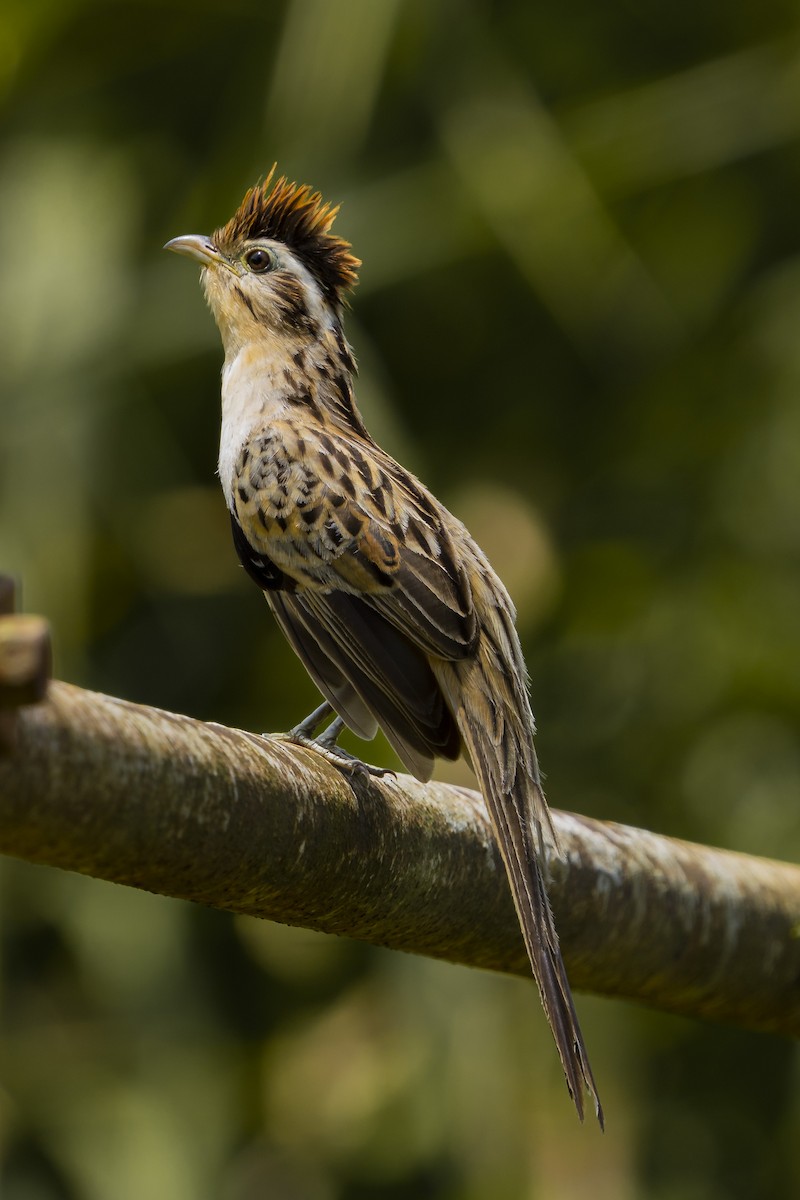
271 706 395 780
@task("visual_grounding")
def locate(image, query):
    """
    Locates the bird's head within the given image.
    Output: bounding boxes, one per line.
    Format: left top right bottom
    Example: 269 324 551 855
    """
165 168 360 358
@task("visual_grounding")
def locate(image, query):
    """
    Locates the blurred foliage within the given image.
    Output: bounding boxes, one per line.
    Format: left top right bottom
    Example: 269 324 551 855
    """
2 0 800 1195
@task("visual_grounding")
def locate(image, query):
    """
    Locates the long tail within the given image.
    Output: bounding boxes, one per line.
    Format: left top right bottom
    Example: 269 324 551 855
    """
437 618 603 1128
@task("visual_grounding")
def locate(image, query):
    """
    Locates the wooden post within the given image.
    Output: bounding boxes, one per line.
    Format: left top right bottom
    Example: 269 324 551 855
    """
0 574 51 753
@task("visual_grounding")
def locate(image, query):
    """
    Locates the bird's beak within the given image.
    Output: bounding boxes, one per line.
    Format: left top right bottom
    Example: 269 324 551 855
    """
164 234 233 270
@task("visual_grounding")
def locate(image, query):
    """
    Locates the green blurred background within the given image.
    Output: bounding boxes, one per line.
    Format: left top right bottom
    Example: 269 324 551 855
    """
2 0 800 1195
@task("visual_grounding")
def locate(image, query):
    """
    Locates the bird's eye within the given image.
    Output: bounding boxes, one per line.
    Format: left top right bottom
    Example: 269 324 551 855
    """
243 247 275 273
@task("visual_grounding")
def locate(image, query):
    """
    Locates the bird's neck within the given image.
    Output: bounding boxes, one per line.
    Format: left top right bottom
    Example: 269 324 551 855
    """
217 329 366 511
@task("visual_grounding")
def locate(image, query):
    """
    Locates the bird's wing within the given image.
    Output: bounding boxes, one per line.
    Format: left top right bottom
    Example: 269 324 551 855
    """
235 438 478 776
270 588 460 779
314 455 480 665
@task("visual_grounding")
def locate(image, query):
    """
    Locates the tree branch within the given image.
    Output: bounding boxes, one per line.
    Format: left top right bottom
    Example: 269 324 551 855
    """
1 680 798 1037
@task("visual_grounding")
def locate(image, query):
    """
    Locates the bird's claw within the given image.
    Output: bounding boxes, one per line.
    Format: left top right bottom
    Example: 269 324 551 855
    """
269 720 395 780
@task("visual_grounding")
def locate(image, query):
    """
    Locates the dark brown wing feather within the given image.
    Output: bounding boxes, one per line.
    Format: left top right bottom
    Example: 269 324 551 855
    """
325 506 478 662
366 539 478 660
272 589 461 780
267 591 379 742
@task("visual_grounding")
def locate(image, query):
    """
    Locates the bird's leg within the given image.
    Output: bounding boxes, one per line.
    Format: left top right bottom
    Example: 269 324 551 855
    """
288 701 334 740
313 715 347 749
276 705 394 779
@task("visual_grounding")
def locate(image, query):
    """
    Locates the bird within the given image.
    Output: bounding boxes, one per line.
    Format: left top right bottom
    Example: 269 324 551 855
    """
165 167 603 1126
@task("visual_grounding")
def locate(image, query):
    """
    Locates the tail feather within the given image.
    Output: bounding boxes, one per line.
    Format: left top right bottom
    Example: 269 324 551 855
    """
438 634 604 1128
